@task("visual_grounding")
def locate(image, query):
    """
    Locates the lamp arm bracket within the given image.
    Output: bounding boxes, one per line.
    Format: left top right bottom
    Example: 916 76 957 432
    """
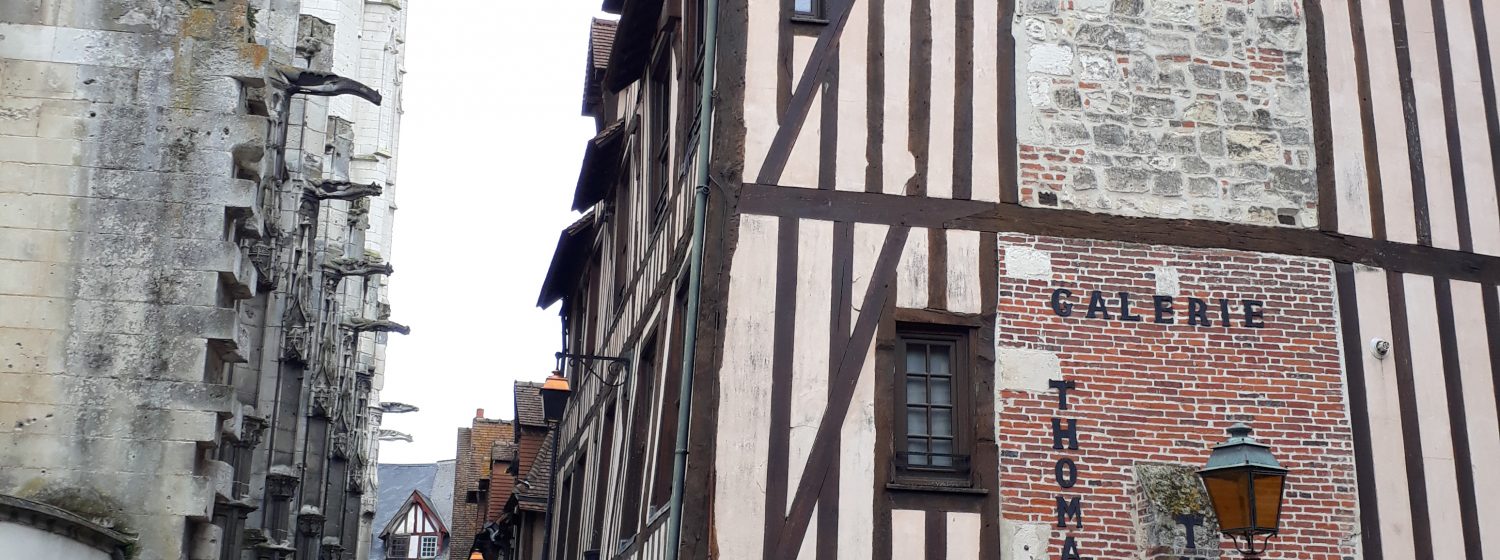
555 352 631 369
556 352 631 388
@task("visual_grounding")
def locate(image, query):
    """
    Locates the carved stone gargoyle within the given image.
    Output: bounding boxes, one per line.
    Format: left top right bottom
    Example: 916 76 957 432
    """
273 64 383 105
304 180 382 202
376 429 413 442
322 257 394 280
343 318 410 335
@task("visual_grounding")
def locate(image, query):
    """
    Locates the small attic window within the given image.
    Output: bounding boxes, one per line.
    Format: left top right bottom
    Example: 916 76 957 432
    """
792 0 825 22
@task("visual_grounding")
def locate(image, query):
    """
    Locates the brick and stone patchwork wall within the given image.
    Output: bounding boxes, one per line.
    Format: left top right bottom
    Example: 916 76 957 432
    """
1015 0 1317 227
994 233 1357 559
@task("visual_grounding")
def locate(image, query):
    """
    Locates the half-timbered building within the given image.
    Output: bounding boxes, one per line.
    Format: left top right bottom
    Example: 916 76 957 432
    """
537 1 1500 559
379 491 450 559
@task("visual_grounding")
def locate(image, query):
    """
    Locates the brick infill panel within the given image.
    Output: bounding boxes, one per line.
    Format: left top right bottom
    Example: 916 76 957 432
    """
995 232 1357 559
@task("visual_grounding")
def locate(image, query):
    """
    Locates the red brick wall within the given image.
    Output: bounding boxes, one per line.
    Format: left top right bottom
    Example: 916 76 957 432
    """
488 460 514 523
450 428 475 560
449 419 515 560
994 233 1358 559
469 420 513 524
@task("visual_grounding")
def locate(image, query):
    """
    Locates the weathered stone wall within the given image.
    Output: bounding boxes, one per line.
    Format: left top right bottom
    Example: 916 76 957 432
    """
0 0 407 558
0 1 277 556
1015 0 1317 227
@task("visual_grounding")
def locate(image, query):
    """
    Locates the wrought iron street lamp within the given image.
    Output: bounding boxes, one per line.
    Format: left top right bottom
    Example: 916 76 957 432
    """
1198 423 1288 557
540 372 571 423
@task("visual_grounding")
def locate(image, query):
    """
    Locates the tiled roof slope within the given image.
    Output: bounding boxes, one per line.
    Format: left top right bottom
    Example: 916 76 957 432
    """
514 382 546 428
372 461 455 560
590 18 616 70
515 427 555 512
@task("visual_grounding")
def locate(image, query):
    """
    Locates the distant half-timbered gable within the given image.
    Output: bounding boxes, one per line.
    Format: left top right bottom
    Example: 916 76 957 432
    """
381 491 449 559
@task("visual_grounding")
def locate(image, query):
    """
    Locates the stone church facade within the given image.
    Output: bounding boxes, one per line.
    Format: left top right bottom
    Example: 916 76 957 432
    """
539 1 1500 560
0 0 409 559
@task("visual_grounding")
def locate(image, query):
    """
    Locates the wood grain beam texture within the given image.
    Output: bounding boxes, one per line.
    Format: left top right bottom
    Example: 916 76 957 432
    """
739 183 1500 284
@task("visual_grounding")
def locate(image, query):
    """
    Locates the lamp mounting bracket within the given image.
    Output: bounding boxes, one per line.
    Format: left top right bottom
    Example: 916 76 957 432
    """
555 352 630 369
556 352 631 388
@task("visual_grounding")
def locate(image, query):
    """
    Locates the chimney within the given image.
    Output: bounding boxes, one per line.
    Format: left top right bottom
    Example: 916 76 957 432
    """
476 408 485 419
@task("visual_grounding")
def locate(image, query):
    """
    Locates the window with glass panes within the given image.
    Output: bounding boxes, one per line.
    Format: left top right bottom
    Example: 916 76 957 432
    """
896 330 968 476
793 0 822 18
387 536 409 558
419 535 438 558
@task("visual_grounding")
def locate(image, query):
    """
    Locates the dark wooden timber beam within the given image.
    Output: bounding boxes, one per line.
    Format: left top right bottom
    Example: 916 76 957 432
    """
738 183 1500 283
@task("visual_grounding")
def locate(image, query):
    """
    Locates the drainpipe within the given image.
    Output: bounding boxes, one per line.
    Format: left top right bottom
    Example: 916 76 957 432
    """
664 0 719 558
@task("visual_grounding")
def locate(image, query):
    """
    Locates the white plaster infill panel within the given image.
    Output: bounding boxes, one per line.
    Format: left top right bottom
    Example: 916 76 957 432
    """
891 509 925 558
713 214 778 560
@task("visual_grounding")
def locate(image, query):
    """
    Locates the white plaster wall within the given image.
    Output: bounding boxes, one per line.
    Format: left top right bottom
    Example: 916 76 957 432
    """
1401 275 1467 560
789 219 833 495
1350 266 1416 559
891 509 925 557
713 214 778 560
1451 281 1500 557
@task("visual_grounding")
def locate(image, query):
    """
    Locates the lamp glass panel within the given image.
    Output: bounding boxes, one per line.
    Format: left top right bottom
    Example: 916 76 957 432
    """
1202 470 1252 531
1253 472 1285 530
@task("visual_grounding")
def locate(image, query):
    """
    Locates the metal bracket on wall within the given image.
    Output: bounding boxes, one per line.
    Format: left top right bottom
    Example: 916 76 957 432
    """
556 352 631 387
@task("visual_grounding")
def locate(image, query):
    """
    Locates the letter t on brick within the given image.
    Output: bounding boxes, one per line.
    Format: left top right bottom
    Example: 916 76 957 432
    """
1049 379 1076 410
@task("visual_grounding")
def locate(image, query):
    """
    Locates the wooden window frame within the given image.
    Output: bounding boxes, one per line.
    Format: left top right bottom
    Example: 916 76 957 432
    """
611 149 633 312
618 331 661 539
892 325 974 487
649 281 689 507
387 535 410 558
591 404 617 548
647 44 673 227
417 535 439 559
790 0 826 22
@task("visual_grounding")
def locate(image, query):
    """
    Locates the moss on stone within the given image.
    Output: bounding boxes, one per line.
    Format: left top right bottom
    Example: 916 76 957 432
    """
25 484 133 537
1137 463 1210 516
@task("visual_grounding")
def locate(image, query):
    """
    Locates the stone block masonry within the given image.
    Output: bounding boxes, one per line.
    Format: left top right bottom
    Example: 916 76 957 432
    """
1016 0 1317 227
0 0 410 558
0 1 278 555
994 232 1357 559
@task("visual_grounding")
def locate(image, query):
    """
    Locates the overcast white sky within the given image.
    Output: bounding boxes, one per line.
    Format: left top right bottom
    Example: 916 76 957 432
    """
376 1 604 463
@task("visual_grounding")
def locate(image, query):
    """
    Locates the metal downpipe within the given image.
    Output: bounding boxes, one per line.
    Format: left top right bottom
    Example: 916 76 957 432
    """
665 0 719 557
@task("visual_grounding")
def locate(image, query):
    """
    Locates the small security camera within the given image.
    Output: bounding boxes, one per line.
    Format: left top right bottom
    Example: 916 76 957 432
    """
1370 338 1391 359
